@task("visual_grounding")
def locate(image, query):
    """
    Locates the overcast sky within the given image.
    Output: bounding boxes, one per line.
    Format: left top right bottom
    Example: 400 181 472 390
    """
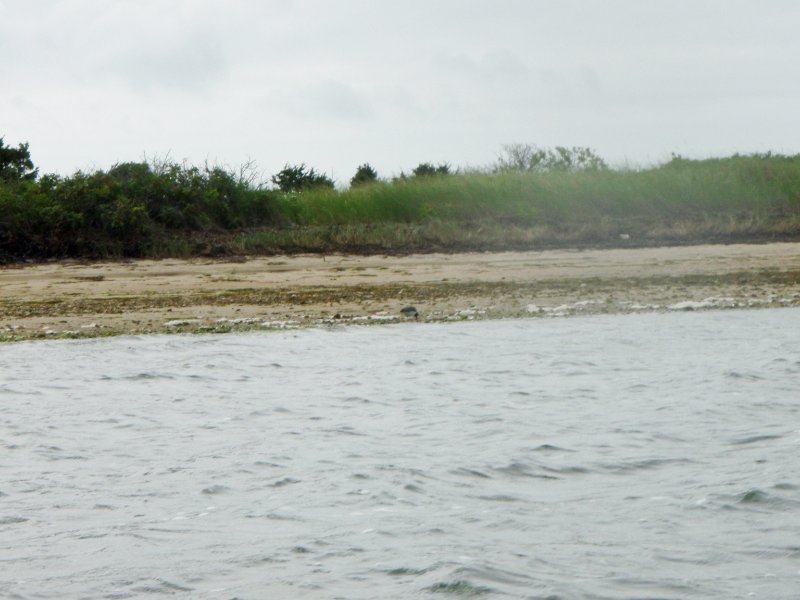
2 0 799 184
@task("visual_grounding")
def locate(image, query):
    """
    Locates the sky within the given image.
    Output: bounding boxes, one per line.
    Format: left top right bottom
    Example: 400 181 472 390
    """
2 0 800 185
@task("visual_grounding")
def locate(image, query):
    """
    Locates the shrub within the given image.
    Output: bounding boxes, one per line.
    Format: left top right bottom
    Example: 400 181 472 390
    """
496 144 608 173
271 164 334 192
0 137 38 183
0 157 280 260
412 162 451 177
350 163 379 187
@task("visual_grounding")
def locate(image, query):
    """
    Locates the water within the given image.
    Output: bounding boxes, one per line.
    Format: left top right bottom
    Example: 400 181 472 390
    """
1 309 799 599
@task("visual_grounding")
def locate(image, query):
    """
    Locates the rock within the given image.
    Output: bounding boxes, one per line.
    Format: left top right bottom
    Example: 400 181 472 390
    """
400 306 419 319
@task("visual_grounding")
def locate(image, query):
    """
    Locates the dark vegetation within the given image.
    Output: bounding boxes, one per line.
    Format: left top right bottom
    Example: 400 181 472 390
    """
271 163 335 192
1 138 799 262
350 163 378 187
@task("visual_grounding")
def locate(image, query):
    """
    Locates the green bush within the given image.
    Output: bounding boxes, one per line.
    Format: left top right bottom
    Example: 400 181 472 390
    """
271 164 334 192
412 162 451 177
0 157 280 260
0 137 38 183
495 144 608 173
350 163 379 187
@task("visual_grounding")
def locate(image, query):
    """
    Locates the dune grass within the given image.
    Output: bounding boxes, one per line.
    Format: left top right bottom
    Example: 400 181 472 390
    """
280 154 800 227
246 153 800 253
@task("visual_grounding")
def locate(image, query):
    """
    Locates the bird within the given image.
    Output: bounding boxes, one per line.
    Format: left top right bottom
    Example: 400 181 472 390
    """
400 305 419 320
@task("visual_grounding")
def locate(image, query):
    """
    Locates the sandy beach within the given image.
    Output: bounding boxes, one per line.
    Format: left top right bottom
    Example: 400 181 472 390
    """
1 242 799 341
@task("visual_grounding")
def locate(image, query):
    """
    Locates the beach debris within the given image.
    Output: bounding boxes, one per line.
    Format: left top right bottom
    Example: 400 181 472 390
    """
526 299 602 316
452 307 487 320
260 320 299 329
370 312 397 321
667 297 737 311
619 301 661 311
164 319 201 327
214 317 260 325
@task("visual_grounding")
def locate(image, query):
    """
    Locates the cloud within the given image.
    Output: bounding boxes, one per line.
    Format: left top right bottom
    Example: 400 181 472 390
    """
0 0 231 94
3 0 800 179
104 30 230 93
267 80 373 121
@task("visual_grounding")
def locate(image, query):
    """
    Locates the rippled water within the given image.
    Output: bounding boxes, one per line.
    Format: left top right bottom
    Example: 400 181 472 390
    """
1 309 799 599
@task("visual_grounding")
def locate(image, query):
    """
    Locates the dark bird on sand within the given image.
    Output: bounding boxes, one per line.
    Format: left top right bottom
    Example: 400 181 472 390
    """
400 306 419 320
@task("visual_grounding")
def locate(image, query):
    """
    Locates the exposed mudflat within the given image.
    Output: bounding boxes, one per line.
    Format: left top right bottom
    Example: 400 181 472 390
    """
1 243 799 341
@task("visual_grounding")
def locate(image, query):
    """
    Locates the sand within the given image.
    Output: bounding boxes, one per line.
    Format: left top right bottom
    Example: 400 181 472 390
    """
2 243 799 341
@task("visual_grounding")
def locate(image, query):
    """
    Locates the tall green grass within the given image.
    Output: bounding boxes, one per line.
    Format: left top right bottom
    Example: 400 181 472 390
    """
278 154 800 227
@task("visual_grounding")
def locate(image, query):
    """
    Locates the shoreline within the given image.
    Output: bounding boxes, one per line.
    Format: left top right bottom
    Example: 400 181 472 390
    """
2 242 799 342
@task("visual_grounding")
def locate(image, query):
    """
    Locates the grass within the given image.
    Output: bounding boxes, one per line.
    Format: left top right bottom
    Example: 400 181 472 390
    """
236 154 800 253
218 166 796 254
286 156 800 226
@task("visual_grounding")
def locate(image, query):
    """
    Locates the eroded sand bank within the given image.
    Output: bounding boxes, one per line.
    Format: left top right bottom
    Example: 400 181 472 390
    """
2 243 799 341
